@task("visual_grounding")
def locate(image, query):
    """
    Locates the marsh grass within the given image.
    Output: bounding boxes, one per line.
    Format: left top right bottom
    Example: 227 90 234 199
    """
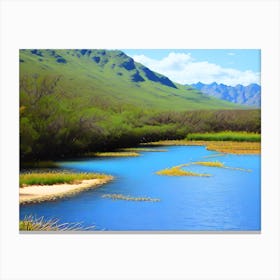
156 166 211 177
121 148 168 152
186 131 261 142
192 161 251 172
19 216 95 231
102 194 160 202
144 140 260 154
206 142 260 154
20 172 108 187
193 161 225 167
203 153 226 158
84 151 140 157
156 159 252 177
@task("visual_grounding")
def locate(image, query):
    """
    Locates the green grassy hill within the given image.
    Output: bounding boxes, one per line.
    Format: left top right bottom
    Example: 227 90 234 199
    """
20 49 241 111
19 49 260 160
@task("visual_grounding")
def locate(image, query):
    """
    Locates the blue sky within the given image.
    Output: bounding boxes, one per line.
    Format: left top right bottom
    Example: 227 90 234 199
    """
121 49 260 86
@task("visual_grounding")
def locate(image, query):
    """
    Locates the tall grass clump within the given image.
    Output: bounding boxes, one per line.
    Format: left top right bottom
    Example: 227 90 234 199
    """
186 131 261 142
20 172 109 187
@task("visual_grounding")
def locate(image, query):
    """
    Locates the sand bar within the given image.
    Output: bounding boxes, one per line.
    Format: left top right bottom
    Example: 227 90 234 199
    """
20 177 113 204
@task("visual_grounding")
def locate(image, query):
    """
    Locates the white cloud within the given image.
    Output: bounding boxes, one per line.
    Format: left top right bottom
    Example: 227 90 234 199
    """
131 52 260 86
227 52 236 56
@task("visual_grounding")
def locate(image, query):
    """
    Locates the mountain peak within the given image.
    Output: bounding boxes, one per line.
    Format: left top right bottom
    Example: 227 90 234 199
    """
210 82 218 86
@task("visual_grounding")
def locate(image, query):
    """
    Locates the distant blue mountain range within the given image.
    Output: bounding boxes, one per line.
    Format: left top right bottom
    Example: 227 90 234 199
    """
189 82 261 107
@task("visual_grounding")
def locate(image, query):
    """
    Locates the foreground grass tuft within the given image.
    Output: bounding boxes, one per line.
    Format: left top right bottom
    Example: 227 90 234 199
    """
102 194 160 202
20 172 109 187
20 216 95 231
186 131 260 142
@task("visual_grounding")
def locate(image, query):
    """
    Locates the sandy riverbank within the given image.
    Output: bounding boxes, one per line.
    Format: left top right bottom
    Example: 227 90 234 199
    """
20 177 113 204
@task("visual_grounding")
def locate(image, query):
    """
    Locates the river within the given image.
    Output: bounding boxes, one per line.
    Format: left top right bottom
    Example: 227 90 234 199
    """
20 146 261 231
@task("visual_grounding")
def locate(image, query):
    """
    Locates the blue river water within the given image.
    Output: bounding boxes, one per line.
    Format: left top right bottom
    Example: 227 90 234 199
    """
20 146 261 231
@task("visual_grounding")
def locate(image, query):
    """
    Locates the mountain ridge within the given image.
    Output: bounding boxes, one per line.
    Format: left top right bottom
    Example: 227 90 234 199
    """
189 82 261 107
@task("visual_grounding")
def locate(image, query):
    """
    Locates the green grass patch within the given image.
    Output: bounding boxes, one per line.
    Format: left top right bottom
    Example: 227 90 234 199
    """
186 131 261 142
102 194 160 202
20 172 108 187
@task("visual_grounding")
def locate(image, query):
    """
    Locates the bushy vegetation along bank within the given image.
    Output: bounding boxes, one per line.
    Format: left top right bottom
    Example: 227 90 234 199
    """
186 131 260 142
20 74 260 161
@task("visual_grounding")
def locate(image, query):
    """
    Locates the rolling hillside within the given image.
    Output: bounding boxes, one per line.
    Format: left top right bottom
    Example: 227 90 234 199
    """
20 49 242 111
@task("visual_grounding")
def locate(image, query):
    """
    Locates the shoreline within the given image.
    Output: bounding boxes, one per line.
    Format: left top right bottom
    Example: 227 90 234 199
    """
20 176 113 204
142 140 261 154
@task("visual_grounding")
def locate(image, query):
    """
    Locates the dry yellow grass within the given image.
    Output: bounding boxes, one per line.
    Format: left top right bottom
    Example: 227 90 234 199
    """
206 141 260 154
156 166 211 177
86 152 140 157
156 159 252 177
144 140 260 154
193 161 225 167
121 148 168 152
203 153 226 158
192 161 251 172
